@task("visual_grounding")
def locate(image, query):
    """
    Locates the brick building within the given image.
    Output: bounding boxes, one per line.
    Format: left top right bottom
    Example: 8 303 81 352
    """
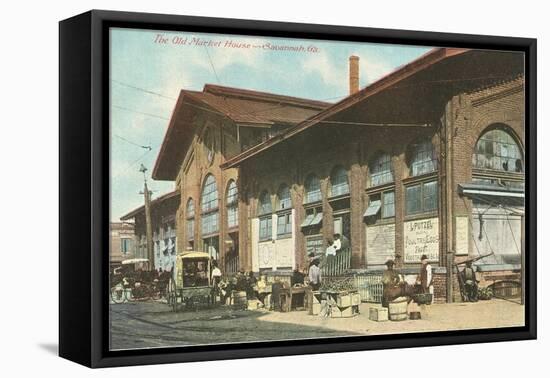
220 48 525 302
110 222 135 270
152 85 329 273
146 47 525 302
120 190 180 272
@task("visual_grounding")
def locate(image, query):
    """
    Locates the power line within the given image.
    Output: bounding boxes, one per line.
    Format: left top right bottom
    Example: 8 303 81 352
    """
114 134 152 151
204 46 221 84
111 79 177 100
112 105 170 121
112 148 153 180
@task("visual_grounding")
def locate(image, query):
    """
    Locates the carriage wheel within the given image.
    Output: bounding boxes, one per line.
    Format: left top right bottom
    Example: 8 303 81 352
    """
167 278 178 311
110 285 126 304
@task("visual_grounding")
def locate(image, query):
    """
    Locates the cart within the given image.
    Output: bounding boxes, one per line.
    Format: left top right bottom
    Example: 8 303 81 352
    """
166 252 215 311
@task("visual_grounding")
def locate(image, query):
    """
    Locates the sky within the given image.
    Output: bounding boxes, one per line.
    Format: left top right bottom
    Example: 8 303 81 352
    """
110 27 432 221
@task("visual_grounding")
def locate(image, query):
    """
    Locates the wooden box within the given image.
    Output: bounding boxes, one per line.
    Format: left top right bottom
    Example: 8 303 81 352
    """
369 307 389 322
337 294 352 308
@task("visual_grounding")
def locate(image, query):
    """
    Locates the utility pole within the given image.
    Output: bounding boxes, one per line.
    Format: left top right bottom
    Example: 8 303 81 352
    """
139 164 154 271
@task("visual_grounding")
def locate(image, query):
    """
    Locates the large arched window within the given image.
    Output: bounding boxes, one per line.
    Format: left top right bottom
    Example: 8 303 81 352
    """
330 166 349 196
186 198 195 244
473 128 523 172
304 174 321 203
258 191 272 241
201 174 218 235
226 180 238 229
369 152 394 187
277 184 291 210
276 184 292 237
409 139 438 176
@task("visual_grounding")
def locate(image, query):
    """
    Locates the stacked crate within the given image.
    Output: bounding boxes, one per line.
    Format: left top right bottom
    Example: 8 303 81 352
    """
324 290 361 318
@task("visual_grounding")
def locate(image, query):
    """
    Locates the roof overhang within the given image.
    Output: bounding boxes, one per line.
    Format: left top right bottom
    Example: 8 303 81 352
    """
120 190 181 221
221 47 524 170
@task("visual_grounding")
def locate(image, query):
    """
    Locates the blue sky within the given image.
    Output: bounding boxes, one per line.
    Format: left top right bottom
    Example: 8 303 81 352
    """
110 27 432 221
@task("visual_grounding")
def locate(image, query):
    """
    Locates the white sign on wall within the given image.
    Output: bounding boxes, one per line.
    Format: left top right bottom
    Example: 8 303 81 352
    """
366 223 395 265
404 217 439 263
455 216 469 256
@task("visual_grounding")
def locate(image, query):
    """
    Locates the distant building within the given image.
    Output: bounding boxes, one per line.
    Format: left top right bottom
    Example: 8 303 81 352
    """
110 222 135 269
120 191 180 272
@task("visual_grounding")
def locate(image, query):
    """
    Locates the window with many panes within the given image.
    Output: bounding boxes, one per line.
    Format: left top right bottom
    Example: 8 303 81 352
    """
406 180 438 215
201 175 219 235
369 152 394 187
276 184 292 237
226 180 238 229
365 190 395 220
305 174 321 203
258 191 272 241
382 191 395 218
120 238 132 255
409 139 438 176
330 166 349 196
186 198 195 241
472 127 523 173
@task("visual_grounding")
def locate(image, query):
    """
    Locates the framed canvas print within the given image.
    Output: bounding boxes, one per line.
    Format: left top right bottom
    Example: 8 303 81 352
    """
59 10 536 368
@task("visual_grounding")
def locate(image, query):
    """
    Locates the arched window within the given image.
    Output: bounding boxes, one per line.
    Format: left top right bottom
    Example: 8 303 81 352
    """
277 185 292 237
473 128 523 172
409 139 438 176
330 166 349 196
201 174 218 235
186 198 195 243
369 152 394 187
305 174 321 203
226 180 238 229
258 191 272 241
277 184 291 210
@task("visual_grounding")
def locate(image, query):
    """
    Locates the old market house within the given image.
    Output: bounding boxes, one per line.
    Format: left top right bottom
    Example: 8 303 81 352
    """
141 47 527 303
221 48 525 303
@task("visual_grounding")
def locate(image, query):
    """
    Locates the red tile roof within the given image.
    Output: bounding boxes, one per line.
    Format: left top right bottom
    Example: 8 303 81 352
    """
152 85 330 180
220 47 470 169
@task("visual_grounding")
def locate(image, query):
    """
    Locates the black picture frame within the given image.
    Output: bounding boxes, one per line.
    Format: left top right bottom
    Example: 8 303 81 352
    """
59 9 537 368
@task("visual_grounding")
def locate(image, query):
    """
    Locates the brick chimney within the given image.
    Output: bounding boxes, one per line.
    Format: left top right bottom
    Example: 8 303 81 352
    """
349 55 360 95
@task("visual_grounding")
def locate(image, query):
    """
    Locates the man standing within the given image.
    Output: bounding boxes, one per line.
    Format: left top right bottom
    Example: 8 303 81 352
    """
381 259 401 307
308 258 322 291
461 261 479 302
417 254 433 298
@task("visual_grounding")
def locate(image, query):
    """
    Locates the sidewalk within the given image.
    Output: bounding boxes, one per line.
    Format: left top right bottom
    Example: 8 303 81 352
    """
255 299 524 336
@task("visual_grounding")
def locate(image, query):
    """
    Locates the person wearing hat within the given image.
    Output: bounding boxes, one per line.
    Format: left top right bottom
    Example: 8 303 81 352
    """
416 254 433 299
381 259 401 307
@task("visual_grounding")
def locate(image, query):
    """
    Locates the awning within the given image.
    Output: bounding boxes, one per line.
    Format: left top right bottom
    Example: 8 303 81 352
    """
310 212 323 226
300 214 314 228
301 212 323 228
461 188 524 198
121 258 149 265
364 200 381 217
458 183 524 206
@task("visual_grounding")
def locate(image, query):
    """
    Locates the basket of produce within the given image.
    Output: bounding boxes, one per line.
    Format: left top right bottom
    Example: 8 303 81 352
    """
477 287 493 300
319 277 356 293
412 293 433 305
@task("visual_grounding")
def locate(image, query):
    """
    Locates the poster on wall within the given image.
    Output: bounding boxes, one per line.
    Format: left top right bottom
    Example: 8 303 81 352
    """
404 217 439 262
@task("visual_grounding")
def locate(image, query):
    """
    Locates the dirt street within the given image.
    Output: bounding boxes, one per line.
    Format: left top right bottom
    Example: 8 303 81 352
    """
110 299 524 350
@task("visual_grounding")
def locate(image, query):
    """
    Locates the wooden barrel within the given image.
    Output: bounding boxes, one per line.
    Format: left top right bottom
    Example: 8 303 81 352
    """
388 297 408 321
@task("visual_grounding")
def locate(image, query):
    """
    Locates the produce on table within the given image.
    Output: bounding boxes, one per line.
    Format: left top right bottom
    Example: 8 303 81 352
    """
320 277 356 292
